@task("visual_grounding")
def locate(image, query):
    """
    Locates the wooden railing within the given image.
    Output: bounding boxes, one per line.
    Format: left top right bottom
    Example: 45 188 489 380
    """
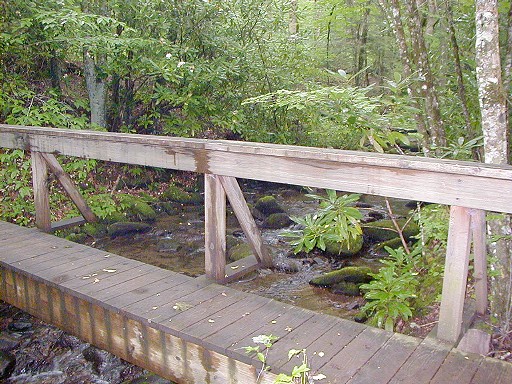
1 123 512 344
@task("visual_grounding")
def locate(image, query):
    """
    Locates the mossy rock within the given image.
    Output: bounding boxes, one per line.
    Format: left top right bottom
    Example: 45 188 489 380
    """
373 237 404 252
101 211 126 225
363 219 419 242
228 243 253 262
119 195 157 222
65 232 88 243
162 185 200 204
309 266 372 287
324 235 363 257
107 222 152 237
263 213 293 229
82 223 107 238
254 196 285 216
332 281 362 296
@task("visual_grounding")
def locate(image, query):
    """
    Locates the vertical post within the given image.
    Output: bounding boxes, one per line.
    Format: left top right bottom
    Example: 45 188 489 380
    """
31 151 51 232
437 206 472 343
204 174 226 282
471 209 488 315
218 175 273 268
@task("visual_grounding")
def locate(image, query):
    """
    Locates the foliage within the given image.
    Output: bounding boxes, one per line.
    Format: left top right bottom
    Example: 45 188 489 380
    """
283 190 362 254
244 334 278 382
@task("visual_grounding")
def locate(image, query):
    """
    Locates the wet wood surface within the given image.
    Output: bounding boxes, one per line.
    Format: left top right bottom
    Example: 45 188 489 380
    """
1 220 511 384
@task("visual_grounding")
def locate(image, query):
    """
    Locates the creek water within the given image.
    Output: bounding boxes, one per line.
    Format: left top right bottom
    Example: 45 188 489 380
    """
0 183 412 383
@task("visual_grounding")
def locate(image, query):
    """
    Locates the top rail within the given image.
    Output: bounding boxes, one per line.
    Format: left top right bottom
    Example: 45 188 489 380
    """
1 124 512 213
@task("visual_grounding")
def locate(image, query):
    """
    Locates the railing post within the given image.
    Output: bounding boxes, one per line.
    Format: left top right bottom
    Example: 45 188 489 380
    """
31 151 51 232
437 206 472 342
204 174 226 282
471 209 488 315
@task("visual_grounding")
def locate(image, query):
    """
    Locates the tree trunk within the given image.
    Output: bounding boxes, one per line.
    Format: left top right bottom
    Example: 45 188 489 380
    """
83 49 107 128
475 0 512 335
354 5 370 87
378 0 430 154
403 0 445 149
289 0 298 35
445 0 474 147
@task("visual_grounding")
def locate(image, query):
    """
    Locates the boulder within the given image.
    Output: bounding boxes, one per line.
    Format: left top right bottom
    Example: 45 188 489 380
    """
363 219 419 242
324 235 363 257
107 222 152 237
332 281 361 296
121 195 157 222
228 243 253 262
162 185 202 205
156 238 181 253
254 196 285 216
263 213 293 229
309 266 372 287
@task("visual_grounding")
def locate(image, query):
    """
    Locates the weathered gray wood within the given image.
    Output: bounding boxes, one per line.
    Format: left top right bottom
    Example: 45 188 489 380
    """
41 153 97 223
457 328 491 356
438 206 472 343
471 209 488 315
31 151 51 231
430 349 483 384
204 174 227 282
50 216 87 232
3 124 512 213
219 175 273 267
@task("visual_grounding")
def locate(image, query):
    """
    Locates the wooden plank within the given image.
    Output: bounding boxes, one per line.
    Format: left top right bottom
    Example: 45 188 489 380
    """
41 153 97 223
50 216 87 232
438 206 472 343
470 356 512 383
224 255 261 282
279 317 366 375
3 125 512 213
471 209 488 315
318 327 392 383
389 337 452 383
430 349 483 384
219 175 273 267
30 151 51 232
204 174 227 282
103 272 194 308
346 333 421 384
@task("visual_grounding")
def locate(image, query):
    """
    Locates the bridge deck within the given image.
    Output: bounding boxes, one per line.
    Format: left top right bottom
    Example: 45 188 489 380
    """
1 220 510 383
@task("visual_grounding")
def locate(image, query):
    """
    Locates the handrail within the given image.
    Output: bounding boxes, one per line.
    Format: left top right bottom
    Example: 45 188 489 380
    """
1 124 511 213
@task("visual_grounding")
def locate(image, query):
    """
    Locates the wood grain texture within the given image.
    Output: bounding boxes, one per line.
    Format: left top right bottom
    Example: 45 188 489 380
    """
2 125 512 212
204 174 227 282
437 206 472 343
470 209 488 315
30 151 51 231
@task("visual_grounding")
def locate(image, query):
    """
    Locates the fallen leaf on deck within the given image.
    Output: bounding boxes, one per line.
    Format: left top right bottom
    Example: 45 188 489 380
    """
208 319 215 323
230 265 240 270
285 326 293 332
102 269 117 273
318 351 325 357
173 302 193 311
312 374 326 380
93 278 100 284
271 320 277 324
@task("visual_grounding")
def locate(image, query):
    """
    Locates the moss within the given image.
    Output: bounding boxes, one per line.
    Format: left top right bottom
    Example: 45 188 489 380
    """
324 235 363 257
101 211 126 225
332 281 361 296
373 237 404 252
254 195 285 216
65 232 88 243
309 266 372 287
263 213 293 229
107 222 152 237
363 219 419 242
82 223 106 238
161 185 197 204
228 243 253 262
119 195 157 222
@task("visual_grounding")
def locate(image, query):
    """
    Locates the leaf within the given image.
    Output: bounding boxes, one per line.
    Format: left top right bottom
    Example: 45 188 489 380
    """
312 373 327 380
288 349 303 360
256 352 265 363
102 268 116 273
172 302 193 311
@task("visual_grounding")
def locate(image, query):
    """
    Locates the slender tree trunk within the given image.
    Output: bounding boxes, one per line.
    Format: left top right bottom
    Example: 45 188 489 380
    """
49 50 61 91
403 0 445 148
378 0 430 153
445 0 474 145
475 0 512 335
354 5 370 87
289 0 298 35
504 1 512 160
83 50 107 128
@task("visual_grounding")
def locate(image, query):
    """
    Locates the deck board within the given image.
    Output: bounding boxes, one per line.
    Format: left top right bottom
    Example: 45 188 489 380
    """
1 220 511 384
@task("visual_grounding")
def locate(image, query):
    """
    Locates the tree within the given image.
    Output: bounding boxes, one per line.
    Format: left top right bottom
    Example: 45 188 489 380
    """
475 0 512 334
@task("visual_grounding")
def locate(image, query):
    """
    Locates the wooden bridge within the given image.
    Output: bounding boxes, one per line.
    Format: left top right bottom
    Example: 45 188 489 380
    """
1 124 512 382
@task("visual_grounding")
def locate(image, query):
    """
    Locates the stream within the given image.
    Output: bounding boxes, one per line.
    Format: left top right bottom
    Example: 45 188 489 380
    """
0 182 412 383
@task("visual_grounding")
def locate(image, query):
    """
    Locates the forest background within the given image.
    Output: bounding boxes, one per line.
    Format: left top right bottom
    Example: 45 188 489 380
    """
1 0 511 351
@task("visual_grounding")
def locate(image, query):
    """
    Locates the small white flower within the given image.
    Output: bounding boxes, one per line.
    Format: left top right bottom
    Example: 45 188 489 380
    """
177 61 186 67
165 53 172 59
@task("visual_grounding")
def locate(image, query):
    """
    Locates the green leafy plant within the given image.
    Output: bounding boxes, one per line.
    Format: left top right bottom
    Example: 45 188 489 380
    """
360 246 420 331
244 334 279 382
283 190 362 254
